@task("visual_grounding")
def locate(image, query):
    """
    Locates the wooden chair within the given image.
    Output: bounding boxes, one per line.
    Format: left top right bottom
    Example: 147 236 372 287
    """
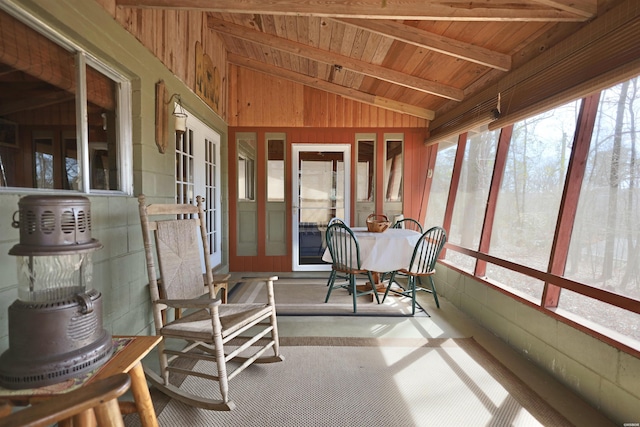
392 217 423 233
387 217 425 285
382 226 447 315
0 373 130 427
324 218 347 287
138 195 284 411
324 221 380 312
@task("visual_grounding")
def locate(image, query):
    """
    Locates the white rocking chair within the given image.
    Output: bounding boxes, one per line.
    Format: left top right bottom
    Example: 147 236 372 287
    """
138 194 284 411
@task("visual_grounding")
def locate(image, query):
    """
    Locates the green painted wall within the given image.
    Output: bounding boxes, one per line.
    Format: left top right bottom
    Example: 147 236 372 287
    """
0 0 229 351
434 266 640 425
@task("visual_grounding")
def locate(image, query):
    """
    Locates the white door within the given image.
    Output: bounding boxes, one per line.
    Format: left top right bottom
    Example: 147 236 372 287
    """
175 110 223 268
292 144 350 271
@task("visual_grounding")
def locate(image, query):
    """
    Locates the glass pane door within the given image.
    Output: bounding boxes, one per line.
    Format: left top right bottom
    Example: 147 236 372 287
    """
292 144 350 271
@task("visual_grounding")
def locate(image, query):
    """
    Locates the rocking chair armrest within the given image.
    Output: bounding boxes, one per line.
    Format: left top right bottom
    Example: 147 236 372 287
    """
237 276 278 305
156 298 222 310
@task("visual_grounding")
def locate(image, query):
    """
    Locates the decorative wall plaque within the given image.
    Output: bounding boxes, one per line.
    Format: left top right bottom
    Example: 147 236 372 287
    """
155 80 168 154
195 41 220 114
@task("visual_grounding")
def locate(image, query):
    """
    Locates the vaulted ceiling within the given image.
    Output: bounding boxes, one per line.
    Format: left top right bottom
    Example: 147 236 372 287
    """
114 0 617 123
2 0 623 128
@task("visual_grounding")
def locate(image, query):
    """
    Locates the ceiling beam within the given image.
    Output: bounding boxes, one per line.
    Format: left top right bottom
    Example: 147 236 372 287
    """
208 17 463 101
529 0 596 18
336 18 512 71
228 53 435 120
116 0 596 21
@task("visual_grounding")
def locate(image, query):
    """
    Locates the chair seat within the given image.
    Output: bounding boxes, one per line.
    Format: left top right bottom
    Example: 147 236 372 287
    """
161 303 272 341
333 264 370 275
397 268 436 277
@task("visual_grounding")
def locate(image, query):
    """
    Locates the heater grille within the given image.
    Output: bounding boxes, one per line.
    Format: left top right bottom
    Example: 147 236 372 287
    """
9 195 101 255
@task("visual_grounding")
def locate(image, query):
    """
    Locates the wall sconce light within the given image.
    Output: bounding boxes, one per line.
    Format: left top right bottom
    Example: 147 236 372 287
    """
168 93 188 135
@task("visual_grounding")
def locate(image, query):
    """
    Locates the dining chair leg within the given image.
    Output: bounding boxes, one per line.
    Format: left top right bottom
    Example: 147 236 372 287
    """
429 276 440 308
381 271 397 303
409 277 417 315
367 272 381 304
324 270 337 303
326 269 336 287
350 274 358 313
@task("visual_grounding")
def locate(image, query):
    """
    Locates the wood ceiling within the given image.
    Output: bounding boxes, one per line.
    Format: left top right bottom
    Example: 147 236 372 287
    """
114 0 616 123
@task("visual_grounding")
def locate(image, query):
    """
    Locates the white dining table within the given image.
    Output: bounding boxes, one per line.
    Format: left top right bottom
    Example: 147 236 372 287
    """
322 227 422 283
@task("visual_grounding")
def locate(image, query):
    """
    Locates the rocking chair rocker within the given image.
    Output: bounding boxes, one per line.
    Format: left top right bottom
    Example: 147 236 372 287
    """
138 195 284 411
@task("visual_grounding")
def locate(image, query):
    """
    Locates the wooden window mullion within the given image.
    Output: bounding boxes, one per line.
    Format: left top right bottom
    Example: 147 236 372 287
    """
543 94 601 308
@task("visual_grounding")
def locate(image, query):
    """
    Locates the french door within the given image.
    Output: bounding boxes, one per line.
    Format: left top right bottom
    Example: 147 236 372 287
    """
175 110 223 268
292 144 350 271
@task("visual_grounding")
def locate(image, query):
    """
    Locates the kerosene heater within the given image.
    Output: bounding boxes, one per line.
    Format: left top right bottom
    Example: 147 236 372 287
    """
0 195 113 389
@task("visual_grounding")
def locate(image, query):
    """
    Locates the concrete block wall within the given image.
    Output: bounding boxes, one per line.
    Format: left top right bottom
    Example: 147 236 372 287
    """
0 0 229 353
434 264 640 425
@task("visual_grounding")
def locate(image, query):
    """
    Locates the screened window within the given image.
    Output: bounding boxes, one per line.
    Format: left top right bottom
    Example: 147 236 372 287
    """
384 139 403 202
267 138 285 202
435 74 640 348
425 141 456 228
446 129 499 272
562 77 640 341
357 139 374 202
487 101 580 299
0 11 131 193
237 136 256 201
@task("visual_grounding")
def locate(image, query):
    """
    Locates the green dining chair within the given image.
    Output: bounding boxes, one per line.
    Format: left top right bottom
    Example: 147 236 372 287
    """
324 221 380 313
388 218 425 285
325 218 348 287
392 217 424 233
383 226 447 315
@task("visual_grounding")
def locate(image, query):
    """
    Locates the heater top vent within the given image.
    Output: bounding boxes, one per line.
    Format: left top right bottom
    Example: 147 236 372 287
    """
9 196 102 256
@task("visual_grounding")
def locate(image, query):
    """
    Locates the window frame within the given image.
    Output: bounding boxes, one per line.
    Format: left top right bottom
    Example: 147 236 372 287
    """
0 5 132 195
431 86 640 356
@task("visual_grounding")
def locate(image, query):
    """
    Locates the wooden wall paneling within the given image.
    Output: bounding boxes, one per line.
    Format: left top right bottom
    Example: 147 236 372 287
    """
230 66 429 128
228 126 431 271
228 64 239 126
185 12 199 92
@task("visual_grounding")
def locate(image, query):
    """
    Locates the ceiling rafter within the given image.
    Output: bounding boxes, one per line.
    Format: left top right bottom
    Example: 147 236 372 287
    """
335 18 512 71
208 16 464 101
529 0 596 18
116 0 596 21
228 53 435 120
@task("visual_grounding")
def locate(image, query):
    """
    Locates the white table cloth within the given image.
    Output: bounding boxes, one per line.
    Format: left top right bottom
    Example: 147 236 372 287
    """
322 227 421 273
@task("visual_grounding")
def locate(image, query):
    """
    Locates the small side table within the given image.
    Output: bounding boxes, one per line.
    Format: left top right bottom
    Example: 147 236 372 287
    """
0 335 161 427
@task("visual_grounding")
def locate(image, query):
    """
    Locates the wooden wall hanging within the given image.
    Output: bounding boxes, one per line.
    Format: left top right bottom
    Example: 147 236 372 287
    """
195 41 220 114
155 80 168 153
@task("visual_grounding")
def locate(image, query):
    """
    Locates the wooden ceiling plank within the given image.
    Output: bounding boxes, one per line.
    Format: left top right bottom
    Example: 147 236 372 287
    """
529 0 596 18
228 52 434 120
116 0 594 21
337 18 512 71
208 16 464 100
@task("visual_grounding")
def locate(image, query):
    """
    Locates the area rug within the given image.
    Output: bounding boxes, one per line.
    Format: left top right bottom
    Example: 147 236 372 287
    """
228 277 429 317
128 337 571 427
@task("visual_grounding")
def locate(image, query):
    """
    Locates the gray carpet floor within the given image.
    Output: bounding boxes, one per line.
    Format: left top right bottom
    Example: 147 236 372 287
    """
127 337 571 427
